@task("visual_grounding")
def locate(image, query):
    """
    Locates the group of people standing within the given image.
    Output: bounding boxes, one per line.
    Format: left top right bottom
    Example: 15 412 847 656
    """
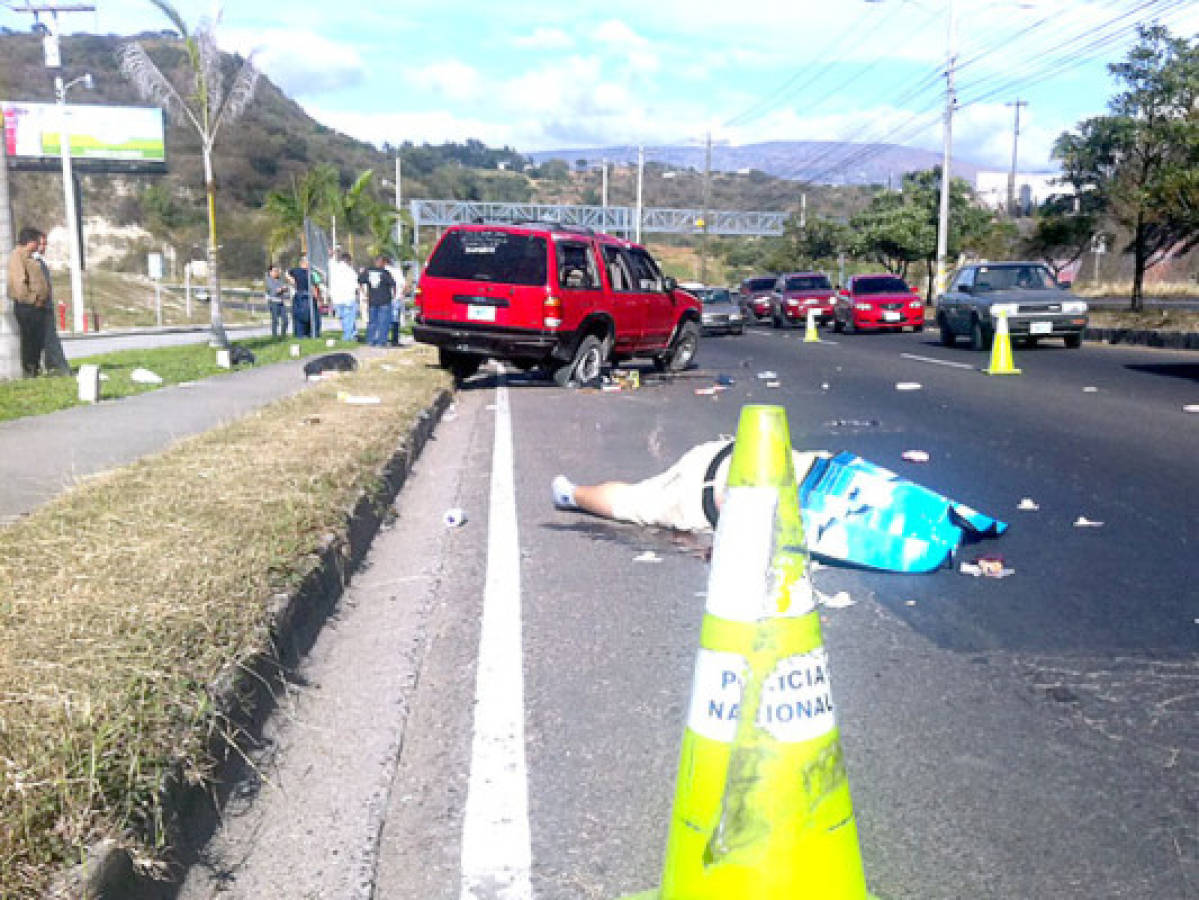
6 226 71 378
265 252 406 347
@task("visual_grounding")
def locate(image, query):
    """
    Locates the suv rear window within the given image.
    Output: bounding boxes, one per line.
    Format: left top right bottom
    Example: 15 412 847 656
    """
853 276 909 294
425 230 548 286
747 277 776 292
785 275 831 291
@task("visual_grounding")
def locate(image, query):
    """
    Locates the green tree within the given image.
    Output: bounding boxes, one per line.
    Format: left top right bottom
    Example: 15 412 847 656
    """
118 0 260 346
1053 25 1199 309
263 164 338 258
1021 193 1101 280
326 169 378 258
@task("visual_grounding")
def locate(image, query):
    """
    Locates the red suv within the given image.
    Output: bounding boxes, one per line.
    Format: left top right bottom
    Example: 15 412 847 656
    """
770 271 835 328
413 223 702 384
833 274 925 333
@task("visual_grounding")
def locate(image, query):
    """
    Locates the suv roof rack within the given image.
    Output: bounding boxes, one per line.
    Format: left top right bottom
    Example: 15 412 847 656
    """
511 220 595 236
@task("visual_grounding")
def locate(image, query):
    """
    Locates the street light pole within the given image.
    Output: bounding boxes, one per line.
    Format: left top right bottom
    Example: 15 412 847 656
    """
934 0 957 299
635 145 644 243
1006 98 1028 216
56 72 91 333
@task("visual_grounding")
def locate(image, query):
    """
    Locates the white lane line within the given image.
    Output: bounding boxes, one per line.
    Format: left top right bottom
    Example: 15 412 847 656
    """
900 352 974 370
460 379 533 900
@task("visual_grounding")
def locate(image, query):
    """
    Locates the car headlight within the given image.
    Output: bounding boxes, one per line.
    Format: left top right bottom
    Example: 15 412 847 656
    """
990 303 1019 318
908 300 923 309
854 303 872 311
1061 300 1088 314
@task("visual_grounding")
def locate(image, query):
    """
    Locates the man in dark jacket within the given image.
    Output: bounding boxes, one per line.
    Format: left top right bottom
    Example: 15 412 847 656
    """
6 227 50 376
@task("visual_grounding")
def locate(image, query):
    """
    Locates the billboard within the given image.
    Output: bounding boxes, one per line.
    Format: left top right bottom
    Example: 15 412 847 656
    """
2 102 166 173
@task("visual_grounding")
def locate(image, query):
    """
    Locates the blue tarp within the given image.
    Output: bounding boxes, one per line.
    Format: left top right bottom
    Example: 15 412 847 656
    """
799 452 1008 573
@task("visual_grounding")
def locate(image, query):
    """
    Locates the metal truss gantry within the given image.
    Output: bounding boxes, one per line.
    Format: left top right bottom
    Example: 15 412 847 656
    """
408 200 785 239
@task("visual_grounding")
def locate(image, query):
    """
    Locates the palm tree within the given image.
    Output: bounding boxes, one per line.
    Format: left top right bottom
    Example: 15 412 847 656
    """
117 1 259 347
265 164 338 258
326 169 377 258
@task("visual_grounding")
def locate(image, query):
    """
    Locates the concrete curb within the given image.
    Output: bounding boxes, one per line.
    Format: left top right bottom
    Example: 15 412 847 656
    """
55 387 455 900
1084 327 1199 351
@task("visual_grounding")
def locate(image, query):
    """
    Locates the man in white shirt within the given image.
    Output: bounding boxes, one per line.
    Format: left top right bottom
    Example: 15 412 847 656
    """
328 251 360 342
384 256 406 345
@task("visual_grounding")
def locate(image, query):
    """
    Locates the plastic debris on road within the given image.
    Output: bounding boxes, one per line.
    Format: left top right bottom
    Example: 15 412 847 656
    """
821 382 830 391
130 367 164 385
1073 516 1104 527
1184 404 1199 413
715 374 735 386
960 556 1014 578
290 344 301 358
756 370 778 380
824 419 880 428
816 590 855 608
633 550 663 563
1083 386 1099 393
895 382 923 391
695 386 719 396
443 508 467 527
326 338 336 347
901 450 931 463
1017 498 1040 511
766 380 781 388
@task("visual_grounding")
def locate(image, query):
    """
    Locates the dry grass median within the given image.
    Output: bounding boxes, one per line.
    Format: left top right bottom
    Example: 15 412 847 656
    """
0 348 451 897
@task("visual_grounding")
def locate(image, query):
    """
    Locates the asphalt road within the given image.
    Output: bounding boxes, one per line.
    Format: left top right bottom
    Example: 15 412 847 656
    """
182 325 1198 899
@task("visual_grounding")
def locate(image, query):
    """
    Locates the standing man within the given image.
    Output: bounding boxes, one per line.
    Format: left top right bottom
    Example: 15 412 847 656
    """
264 263 290 339
384 255 406 346
329 251 359 342
36 234 71 375
6 227 50 376
286 254 314 338
358 254 396 347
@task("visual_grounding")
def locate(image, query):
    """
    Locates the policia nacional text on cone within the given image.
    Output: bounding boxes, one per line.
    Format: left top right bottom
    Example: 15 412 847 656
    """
625 404 872 899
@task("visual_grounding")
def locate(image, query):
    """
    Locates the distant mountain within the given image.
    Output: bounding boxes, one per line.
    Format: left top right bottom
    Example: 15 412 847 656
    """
528 141 983 187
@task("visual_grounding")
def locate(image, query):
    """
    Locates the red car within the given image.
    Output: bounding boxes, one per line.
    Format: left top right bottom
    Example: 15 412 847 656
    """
738 275 778 323
770 271 835 328
833 274 925 333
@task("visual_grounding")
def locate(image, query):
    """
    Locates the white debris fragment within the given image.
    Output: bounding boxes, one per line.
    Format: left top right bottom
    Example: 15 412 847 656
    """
1073 516 1104 528
766 380 781 389
960 559 1015 578
817 590 856 609
904 600 917 606
290 344 301 358
443 508 467 527
633 550 663 563
1017 498 1040 511
901 450 931 463
1083 386 1099 393
756 371 778 380
821 382 830 391
130 367 164 384
1184 405 1199 414
326 338 336 347
339 393 382 405
895 382 923 391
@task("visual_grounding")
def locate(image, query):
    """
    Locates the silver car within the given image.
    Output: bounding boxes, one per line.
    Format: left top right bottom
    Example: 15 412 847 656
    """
693 286 746 335
936 262 1088 350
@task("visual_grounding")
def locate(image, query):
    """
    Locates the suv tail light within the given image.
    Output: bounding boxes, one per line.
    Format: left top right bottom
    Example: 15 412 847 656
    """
543 294 562 328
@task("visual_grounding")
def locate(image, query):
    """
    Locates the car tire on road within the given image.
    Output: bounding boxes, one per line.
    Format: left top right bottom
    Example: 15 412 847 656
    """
553 334 605 387
969 317 991 351
438 348 482 381
1064 333 1082 349
938 315 955 347
833 317 844 333
654 321 699 373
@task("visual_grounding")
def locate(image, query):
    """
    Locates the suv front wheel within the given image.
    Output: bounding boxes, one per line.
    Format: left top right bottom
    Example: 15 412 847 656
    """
654 321 699 373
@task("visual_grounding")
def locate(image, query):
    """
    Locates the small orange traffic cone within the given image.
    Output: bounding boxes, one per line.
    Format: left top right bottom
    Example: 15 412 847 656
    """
984 309 1021 376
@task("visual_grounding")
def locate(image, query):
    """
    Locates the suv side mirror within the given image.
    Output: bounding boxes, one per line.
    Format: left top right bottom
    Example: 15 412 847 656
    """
663 275 678 292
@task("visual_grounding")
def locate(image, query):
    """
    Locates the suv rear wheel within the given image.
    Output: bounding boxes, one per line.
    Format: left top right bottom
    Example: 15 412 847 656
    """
654 321 699 373
438 348 482 380
553 334 605 387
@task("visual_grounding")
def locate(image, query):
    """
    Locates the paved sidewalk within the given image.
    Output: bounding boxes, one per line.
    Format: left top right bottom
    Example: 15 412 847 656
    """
0 359 318 524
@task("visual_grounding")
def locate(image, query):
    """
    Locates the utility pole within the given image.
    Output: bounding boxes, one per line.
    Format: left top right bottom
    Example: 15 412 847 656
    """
700 131 711 283
394 148 403 252
1006 98 1028 216
0 98 22 380
635 145 644 243
799 193 807 229
934 0 957 299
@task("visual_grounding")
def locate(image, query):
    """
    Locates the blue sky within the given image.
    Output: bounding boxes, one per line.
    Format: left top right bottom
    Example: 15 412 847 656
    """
8 0 1197 174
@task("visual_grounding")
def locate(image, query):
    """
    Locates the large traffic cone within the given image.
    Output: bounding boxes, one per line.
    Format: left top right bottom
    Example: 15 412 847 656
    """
984 309 1021 375
624 405 870 899
803 308 821 343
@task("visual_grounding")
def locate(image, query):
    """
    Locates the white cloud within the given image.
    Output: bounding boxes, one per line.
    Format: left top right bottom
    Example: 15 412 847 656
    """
513 27 574 50
411 61 482 103
219 28 365 96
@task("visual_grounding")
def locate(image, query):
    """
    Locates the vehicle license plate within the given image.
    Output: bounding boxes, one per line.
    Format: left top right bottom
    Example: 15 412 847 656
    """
467 304 496 322
883 311 900 322
1030 321 1052 334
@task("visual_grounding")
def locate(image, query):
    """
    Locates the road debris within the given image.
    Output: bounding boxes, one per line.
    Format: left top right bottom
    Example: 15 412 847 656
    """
821 382 830 391
715 374 735 387
901 450 931 463
290 344 301 358
338 392 382 405
756 371 778 380
633 550 663 563
695 386 719 396
1083 386 1099 393
904 600 917 606
816 590 855 608
960 556 1014 578
1073 516 1104 528
326 338 337 347
766 380 781 389
824 419 880 428
130 367 164 385
1017 497 1040 511
443 508 467 527
895 382 923 391
77 364 101 403
1184 404 1199 413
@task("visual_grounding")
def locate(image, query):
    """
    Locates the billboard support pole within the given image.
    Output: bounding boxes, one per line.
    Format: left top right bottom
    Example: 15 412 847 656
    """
0 104 22 381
